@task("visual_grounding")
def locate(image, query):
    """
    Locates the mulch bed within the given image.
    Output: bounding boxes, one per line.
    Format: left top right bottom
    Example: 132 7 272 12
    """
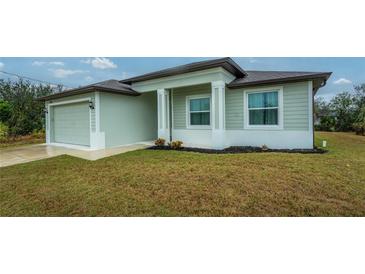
147 145 327 154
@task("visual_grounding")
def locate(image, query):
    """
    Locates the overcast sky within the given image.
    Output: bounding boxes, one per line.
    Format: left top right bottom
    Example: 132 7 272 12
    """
0 57 364 100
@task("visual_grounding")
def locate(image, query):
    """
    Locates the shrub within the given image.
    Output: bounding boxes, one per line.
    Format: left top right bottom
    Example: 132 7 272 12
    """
31 128 45 139
170 140 183 149
0 122 9 141
261 144 269 151
154 138 166 146
0 100 11 123
353 122 365 136
316 116 336 131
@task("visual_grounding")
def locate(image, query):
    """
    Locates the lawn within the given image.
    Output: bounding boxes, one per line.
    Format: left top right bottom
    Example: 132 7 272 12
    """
0 132 364 216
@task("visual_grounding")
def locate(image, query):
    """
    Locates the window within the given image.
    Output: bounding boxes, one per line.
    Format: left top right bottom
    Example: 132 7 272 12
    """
188 96 210 127
248 91 279 126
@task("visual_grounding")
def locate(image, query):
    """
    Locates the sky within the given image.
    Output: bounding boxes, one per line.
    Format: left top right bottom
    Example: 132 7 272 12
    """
0 57 364 100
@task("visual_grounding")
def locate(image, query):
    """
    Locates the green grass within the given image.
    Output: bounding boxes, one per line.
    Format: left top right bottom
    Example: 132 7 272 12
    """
0 132 364 216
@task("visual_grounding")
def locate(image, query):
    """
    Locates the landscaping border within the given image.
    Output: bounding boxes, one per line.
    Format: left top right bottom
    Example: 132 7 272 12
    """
147 146 327 154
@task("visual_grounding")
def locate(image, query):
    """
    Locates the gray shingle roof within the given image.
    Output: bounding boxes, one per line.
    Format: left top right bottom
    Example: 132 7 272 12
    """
37 59 332 101
228 70 332 88
37 79 139 101
120 57 246 84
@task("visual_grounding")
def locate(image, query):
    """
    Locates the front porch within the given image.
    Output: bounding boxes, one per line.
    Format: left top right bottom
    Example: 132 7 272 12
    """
126 66 236 149
156 80 227 149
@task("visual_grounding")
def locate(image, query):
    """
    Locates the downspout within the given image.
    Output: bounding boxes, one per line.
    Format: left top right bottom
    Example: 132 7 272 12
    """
312 79 326 148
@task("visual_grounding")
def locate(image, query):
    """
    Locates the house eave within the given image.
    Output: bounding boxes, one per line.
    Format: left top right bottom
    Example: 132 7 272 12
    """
227 73 332 90
37 86 140 101
120 57 246 85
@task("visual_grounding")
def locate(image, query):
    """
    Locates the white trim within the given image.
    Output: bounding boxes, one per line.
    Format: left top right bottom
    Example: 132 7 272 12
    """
95 91 101 132
308 80 314 148
243 86 284 130
172 129 212 148
212 80 226 130
186 94 212 129
47 97 91 107
157 88 170 139
211 80 226 149
171 88 174 133
49 142 93 151
165 91 169 131
46 103 51 144
89 99 93 134
220 85 225 130
90 91 106 149
308 80 313 132
225 130 313 149
211 80 226 88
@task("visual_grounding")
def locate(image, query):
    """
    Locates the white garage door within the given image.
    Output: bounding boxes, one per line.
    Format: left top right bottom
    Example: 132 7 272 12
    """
53 102 90 146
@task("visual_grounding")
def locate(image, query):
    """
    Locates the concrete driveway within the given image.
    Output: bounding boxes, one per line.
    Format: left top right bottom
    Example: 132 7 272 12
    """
0 143 151 167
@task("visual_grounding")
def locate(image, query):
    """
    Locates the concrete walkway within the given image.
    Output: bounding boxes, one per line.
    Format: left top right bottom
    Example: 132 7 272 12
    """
0 143 152 167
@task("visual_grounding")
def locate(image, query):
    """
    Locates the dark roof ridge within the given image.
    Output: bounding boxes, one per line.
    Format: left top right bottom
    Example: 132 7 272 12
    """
244 70 332 74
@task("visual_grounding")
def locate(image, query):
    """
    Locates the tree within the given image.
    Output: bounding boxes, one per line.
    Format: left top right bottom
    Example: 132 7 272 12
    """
0 99 11 123
314 97 335 131
331 92 355 131
353 84 365 121
352 84 365 135
0 79 53 136
329 92 356 132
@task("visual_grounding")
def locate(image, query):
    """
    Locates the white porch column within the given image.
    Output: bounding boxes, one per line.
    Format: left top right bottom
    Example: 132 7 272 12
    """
157 88 170 140
211 81 226 149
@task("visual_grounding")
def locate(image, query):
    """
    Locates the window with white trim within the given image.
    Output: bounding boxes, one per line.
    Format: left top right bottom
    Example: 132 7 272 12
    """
248 91 279 125
188 97 210 126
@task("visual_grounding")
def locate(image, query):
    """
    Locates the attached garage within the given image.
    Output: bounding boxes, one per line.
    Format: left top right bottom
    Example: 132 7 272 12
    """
40 80 157 150
52 101 90 146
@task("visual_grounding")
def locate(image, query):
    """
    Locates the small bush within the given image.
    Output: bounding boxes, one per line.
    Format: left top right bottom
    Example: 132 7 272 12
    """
261 144 269 151
0 122 9 141
31 128 46 139
353 122 365 136
154 138 166 146
170 140 183 149
316 116 336 131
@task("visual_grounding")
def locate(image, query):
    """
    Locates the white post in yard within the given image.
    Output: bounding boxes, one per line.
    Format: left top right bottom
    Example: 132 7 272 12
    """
211 80 226 149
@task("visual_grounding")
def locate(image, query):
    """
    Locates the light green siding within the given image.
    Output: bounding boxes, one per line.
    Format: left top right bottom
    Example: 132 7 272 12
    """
224 82 309 130
100 91 157 147
53 102 90 146
172 84 210 129
225 88 244 129
283 82 309 130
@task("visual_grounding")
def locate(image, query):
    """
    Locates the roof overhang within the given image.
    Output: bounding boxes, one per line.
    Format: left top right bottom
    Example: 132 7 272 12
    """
120 57 246 85
37 83 140 101
227 72 332 89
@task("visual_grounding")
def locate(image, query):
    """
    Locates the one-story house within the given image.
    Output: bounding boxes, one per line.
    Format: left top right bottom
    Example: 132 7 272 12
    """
38 58 331 150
